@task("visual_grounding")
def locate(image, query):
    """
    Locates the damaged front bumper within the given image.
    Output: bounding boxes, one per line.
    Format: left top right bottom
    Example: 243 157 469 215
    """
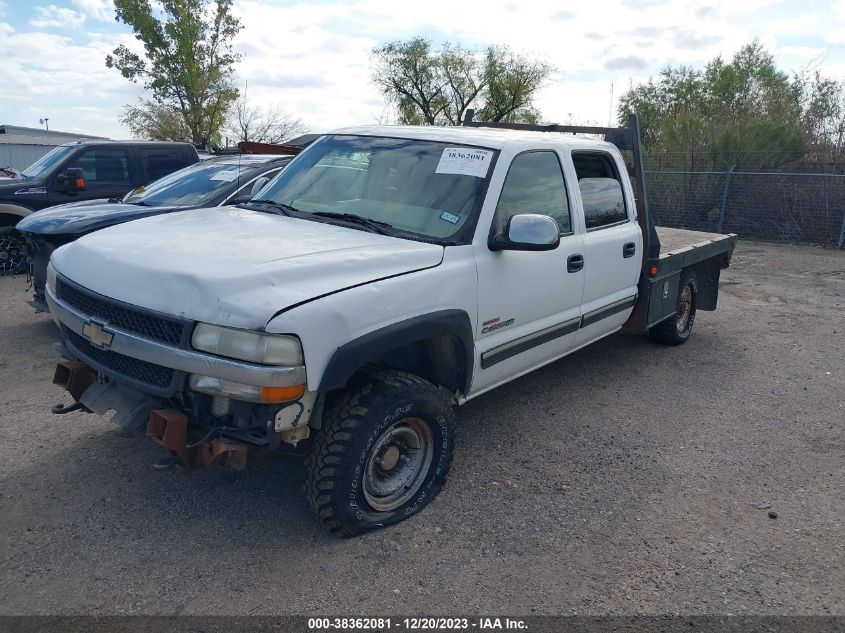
46 284 306 390
46 278 314 462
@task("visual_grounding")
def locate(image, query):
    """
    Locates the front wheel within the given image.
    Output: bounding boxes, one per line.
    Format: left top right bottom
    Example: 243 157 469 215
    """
649 270 698 345
304 370 456 537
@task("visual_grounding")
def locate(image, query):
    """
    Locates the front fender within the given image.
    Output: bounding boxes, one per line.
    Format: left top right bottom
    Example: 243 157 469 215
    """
0 202 35 222
318 309 475 393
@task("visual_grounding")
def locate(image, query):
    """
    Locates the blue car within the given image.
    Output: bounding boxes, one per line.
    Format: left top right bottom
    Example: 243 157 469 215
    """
17 153 294 311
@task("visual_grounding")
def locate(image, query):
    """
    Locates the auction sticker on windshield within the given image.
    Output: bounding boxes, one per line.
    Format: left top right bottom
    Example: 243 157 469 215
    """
435 147 492 178
209 170 240 182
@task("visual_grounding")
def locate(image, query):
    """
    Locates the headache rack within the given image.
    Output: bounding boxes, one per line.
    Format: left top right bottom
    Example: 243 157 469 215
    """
461 109 661 276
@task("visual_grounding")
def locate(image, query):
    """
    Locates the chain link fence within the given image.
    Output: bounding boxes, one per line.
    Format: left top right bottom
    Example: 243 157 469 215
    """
645 169 845 248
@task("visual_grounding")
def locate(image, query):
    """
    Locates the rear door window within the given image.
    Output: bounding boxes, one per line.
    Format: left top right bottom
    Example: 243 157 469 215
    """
572 152 628 230
140 148 193 182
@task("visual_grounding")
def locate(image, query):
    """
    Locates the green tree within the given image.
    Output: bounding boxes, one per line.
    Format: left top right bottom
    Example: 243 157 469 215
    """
372 38 554 126
618 42 822 170
106 0 242 147
371 38 449 126
477 47 552 124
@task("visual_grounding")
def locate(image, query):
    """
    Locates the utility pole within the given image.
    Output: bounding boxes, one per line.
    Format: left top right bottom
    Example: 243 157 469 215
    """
39 118 50 130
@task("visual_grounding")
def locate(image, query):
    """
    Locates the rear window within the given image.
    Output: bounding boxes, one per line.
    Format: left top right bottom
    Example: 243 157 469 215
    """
140 147 194 182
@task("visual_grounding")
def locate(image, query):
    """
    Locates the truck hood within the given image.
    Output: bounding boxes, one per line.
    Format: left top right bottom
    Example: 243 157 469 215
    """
51 206 445 329
17 201 177 237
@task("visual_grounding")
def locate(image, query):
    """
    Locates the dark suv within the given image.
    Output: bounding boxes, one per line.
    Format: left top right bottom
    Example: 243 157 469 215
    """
0 140 199 274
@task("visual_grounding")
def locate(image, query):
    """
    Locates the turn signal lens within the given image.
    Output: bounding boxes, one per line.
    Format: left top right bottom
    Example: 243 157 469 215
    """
260 384 306 403
189 374 305 403
650 265 658 276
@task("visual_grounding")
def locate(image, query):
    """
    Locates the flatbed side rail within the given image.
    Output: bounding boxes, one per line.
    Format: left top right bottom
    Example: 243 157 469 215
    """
461 109 662 276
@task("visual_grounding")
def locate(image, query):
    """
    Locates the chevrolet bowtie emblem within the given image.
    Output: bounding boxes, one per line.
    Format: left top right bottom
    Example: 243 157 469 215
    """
81 320 114 349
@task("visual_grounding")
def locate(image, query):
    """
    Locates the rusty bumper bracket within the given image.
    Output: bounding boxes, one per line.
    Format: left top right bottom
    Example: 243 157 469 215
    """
146 409 249 471
52 360 96 414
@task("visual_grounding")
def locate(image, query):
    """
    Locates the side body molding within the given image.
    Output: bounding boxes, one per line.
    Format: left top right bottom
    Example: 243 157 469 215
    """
318 310 475 394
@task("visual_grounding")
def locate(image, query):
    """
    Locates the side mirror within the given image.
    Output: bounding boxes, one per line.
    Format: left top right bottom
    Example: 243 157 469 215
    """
490 214 560 251
63 167 86 193
249 176 269 198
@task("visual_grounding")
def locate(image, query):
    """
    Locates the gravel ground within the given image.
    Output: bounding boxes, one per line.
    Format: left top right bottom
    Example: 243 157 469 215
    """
0 241 842 616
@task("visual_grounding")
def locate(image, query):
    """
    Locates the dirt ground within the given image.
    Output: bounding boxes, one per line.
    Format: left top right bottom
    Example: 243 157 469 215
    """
0 241 842 616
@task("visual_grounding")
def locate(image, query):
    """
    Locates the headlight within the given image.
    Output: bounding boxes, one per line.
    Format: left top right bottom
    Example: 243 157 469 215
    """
191 323 303 365
46 262 57 292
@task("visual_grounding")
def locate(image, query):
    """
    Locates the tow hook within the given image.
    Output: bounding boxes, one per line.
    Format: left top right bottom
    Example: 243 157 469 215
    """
51 401 87 415
146 409 249 471
52 360 96 413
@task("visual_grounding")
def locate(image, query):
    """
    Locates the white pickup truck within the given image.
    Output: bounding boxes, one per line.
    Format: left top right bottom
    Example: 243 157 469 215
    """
46 114 735 536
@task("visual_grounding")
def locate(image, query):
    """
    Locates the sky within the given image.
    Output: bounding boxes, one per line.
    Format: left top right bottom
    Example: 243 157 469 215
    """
1 0 844 140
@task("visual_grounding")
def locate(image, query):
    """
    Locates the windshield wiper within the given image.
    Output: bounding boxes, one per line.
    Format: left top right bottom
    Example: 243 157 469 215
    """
239 199 300 217
309 211 395 236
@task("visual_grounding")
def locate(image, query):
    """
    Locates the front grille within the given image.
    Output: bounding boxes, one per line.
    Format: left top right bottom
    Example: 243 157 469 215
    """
65 327 174 390
57 278 186 346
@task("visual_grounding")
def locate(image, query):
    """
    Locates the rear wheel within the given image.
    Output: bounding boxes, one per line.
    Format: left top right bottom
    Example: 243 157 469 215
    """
649 270 698 345
304 369 456 537
0 226 26 276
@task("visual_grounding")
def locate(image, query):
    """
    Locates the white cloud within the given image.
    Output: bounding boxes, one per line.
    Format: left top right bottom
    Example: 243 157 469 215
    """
71 0 114 22
0 22 138 137
4 0 845 138
29 5 86 29
227 0 776 129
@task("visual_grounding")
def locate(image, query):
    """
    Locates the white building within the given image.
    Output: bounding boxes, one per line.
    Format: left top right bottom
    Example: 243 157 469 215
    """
0 125 107 172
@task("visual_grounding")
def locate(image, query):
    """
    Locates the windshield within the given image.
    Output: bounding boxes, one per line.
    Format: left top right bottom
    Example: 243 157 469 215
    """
20 145 76 179
257 135 496 241
124 160 253 207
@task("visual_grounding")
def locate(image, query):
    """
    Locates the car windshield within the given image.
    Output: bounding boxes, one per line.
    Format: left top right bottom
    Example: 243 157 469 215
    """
257 135 497 241
123 160 259 207
20 145 76 179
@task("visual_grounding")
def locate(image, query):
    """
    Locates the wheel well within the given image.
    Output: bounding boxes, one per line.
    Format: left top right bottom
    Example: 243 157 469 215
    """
0 212 25 227
312 332 470 430
366 334 467 397
317 310 475 401
684 260 720 311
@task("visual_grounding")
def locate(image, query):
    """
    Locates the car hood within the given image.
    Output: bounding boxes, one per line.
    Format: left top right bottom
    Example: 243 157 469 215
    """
51 206 445 329
0 176 41 193
17 201 178 236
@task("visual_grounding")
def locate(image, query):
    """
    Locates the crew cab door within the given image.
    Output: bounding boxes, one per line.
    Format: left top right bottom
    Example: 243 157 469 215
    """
51 147 135 203
570 151 642 347
472 149 585 394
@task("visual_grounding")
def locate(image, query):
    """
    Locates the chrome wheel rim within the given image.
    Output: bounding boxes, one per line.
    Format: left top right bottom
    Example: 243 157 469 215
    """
362 416 433 512
676 285 693 333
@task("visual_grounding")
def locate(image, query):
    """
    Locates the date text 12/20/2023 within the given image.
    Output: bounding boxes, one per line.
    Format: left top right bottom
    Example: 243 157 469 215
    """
307 617 529 630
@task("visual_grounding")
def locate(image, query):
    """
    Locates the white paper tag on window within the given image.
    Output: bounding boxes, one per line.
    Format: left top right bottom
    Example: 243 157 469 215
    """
435 147 492 178
209 170 239 182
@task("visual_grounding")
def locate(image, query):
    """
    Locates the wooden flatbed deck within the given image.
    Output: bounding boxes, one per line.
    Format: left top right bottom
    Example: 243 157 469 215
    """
655 227 732 258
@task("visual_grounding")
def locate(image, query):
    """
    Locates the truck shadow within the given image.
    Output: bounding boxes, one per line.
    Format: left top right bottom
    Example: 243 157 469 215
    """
1 328 732 558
